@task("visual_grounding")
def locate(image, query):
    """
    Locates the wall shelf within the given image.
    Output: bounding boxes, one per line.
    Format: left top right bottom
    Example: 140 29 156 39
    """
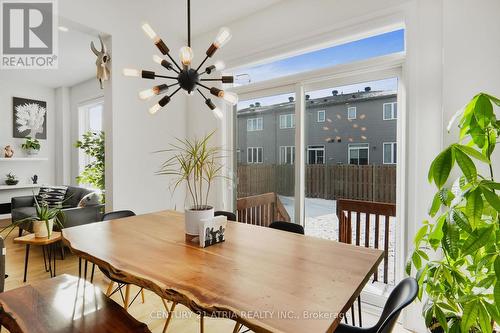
0 184 42 191
0 157 48 161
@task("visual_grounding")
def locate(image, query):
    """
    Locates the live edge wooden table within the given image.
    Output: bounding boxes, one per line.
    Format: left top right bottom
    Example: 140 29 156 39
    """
62 210 383 333
14 232 61 283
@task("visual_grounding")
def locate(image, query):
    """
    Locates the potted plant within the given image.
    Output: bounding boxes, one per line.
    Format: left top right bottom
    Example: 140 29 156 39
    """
21 137 41 156
407 93 500 332
5 173 19 186
157 131 224 236
2 197 64 238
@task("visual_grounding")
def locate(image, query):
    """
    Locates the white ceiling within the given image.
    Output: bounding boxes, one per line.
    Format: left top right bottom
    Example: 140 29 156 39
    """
0 20 98 89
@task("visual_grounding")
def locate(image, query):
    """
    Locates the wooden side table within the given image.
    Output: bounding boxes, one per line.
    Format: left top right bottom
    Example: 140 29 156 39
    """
13 232 62 283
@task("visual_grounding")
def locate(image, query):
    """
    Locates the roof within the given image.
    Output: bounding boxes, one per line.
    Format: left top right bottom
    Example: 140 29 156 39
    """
237 90 397 116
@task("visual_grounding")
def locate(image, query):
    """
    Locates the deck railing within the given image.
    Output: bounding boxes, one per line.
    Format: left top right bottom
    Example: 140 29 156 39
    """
236 192 291 227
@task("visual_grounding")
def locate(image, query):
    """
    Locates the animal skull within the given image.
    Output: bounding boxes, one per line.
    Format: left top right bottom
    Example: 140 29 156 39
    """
91 35 110 89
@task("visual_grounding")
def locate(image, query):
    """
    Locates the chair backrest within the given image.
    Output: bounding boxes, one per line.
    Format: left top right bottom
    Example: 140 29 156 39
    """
102 210 136 221
214 211 236 221
269 221 304 235
64 186 93 207
375 277 418 333
336 199 396 284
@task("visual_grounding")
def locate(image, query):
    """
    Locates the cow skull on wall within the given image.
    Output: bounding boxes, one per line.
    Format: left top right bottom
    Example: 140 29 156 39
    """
91 35 110 89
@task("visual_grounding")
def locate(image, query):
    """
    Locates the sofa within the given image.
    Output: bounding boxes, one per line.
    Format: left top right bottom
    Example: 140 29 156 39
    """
11 186 104 236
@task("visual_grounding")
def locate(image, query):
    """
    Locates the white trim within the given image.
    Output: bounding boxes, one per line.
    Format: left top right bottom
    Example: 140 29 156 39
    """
383 142 397 164
347 106 357 120
294 84 305 226
246 147 263 164
246 117 263 131
317 110 326 122
279 146 295 165
279 113 295 129
348 143 370 165
383 102 397 120
306 145 326 165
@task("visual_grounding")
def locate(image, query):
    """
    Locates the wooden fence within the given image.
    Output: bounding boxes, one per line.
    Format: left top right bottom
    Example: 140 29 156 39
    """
237 164 396 203
236 192 291 227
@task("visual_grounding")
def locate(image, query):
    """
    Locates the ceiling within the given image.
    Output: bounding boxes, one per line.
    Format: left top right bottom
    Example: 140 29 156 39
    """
0 19 98 89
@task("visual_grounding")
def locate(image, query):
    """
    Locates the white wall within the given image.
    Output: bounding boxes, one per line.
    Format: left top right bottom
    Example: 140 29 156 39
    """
59 0 188 213
0 81 56 204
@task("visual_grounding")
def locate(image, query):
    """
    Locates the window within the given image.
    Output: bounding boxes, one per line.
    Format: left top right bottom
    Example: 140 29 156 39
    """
317 110 325 122
383 102 397 120
280 114 295 129
280 146 295 165
247 147 263 164
383 142 397 164
247 117 263 131
307 145 325 164
347 106 357 120
348 143 369 165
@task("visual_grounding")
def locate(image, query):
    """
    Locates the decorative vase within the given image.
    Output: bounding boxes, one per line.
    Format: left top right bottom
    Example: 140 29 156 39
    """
5 179 19 186
184 206 214 236
33 219 54 238
27 149 39 156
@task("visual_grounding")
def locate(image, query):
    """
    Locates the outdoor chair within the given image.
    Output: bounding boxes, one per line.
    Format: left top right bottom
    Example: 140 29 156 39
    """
269 221 305 234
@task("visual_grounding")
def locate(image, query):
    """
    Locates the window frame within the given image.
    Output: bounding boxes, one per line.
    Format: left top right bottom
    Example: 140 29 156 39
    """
279 146 296 165
246 117 263 131
317 110 326 122
279 113 295 129
347 106 357 120
307 145 325 165
247 147 263 164
383 102 397 120
383 142 397 164
348 143 370 165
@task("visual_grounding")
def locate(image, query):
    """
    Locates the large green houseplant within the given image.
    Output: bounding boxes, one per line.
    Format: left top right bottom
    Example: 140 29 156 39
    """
407 93 500 332
157 131 224 236
75 131 105 201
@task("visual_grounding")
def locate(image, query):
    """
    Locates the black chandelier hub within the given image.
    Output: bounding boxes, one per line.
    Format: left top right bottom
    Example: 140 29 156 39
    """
178 68 200 92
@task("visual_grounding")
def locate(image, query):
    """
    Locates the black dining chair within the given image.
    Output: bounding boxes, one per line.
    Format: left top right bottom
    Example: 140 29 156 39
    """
214 210 237 221
269 221 305 235
335 277 418 333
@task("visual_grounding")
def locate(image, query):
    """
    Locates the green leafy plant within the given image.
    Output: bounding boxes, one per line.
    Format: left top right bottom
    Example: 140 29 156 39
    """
1 196 64 239
21 137 41 151
5 172 18 185
75 131 105 195
407 93 500 333
156 131 224 210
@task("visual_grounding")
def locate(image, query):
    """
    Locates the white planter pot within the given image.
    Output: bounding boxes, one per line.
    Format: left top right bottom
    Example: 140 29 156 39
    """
184 207 214 236
33 219 54 238
26 149 39 156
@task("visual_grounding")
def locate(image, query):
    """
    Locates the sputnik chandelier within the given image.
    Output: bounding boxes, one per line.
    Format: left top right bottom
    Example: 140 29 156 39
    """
123 0 237 118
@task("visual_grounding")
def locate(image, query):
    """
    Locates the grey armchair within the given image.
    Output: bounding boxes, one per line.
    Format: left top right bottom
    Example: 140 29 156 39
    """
11 186 104 236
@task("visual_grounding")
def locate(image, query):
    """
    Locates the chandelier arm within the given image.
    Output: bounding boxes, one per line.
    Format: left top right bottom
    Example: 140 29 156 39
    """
166 53 183 72
154 74 178 80
187 0 191 47
196 88 209 101
168 82 180 88
195 55 210 73
200 78 222 82
196 82 211 91
169 86 182 98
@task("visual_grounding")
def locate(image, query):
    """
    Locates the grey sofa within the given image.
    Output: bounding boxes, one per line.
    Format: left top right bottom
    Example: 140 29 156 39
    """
11 186 104 236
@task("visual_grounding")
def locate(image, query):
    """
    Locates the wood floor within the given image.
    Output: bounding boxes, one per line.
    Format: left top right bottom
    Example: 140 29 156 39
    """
0 220 411 333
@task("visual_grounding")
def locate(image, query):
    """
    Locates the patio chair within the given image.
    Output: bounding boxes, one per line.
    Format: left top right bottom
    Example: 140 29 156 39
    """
214 210 237 221
269 221 305 234
335 277 418 333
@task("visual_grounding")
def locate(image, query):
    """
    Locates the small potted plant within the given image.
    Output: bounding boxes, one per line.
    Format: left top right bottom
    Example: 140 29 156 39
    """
5 173 19 186
2 197 64 238
157 131 225 237
21 137 41 156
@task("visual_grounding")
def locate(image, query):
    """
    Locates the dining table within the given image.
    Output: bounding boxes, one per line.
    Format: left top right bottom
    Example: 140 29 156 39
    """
62 210 383 333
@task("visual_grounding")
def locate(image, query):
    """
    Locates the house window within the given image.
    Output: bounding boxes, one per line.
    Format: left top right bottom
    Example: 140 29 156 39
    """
279 114 295 129
307 145 325 164
247 117 263 131
78 98 104 178
348 143 369 165
280 146 295 165
247 147 263 164
347 106 357 120
383 102 397 120
317 110 325 122
383 142 397 164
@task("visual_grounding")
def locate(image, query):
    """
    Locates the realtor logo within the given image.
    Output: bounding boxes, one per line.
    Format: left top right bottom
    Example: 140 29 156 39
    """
1 0 58 69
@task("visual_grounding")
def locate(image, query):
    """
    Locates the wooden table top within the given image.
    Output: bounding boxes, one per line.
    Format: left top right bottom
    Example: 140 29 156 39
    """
62 210 383 333
0 274 151 333
14 232 62 245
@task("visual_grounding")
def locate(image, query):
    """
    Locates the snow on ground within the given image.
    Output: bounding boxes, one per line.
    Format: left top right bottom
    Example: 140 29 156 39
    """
279 195 396 286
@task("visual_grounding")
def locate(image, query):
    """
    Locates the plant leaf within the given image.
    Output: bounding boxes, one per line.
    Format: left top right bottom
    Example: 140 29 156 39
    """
495 281 500 309
434 306 448 332
454 144 490 163
461 300 479 333
481 186 500 212
463 227 493 255
478 302 492 333
466 189 483 228
453 146 477 182
430 147 454 188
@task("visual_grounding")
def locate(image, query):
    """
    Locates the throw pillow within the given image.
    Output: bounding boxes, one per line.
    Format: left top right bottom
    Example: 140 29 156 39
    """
36 186 68 208
78 192 100 208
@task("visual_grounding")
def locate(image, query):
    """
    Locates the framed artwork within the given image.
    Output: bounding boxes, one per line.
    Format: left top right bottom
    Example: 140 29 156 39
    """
13 97 47 139
199 216 227 248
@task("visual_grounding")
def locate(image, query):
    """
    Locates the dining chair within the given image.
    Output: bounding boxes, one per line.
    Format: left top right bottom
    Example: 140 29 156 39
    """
214 210 237 221
269 221 305 235
335 277 418 333
0 236 5 293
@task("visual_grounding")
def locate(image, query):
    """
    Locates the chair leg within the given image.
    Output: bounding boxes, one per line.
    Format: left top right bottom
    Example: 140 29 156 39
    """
18 228 22 237
141 288 145 303
106 281 114 296
200 313 204 333
357 295 362 327
350 305 356 326
161 299 177 333
232 323 241 333
124 285 131 310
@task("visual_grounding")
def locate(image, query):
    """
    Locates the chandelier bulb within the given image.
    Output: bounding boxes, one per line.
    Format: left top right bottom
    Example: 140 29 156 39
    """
123 68 140 77
214 60 226 71
149 103 162 115
221 91 238 105
214 27 232 49
142 23 158 40
179 46 194 66
212 107 223 120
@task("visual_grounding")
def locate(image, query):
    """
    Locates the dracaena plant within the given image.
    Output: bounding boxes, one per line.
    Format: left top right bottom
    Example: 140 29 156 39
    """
156 131 224 210
407 93 500 333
